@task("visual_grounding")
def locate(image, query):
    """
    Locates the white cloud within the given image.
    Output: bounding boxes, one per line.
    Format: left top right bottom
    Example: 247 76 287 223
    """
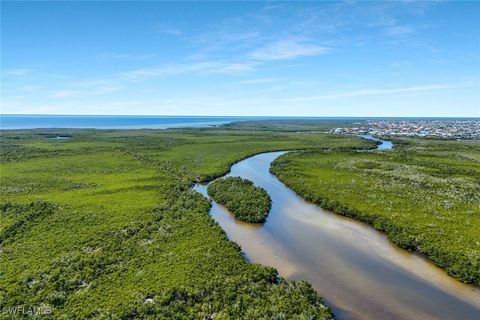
238 78 282 84
47 85 119 99
249 38 329 61
48 90 80 99
285 83 477 101
388 61 411 67
194 30 260 48
19 85 44 92
96 53 156 60
29 60 256 102
155 27 183 36
119 61 256 81
3 68 35 76
386 25 415 37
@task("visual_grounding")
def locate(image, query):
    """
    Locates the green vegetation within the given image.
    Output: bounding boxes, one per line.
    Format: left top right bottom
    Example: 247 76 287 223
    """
224 119 364 132
208 177 271 223
0 127 371 319
271 138 480 284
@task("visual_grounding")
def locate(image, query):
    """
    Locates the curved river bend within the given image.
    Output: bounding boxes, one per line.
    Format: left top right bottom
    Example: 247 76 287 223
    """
193 140 480 320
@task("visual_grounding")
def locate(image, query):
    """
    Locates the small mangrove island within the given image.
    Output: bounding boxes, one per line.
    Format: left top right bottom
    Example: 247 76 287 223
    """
207 177 272 223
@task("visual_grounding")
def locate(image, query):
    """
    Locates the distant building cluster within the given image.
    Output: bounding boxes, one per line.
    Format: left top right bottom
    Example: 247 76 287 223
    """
330 120 480 140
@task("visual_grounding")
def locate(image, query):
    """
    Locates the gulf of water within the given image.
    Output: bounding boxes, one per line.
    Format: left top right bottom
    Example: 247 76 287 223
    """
0 115 273 130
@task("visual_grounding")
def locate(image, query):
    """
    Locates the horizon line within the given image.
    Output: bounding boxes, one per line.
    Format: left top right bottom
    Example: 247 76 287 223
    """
1 114 480 119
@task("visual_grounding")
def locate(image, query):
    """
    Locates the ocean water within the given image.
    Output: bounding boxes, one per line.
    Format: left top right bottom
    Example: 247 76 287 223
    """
0 115 270 129
1 115 476 130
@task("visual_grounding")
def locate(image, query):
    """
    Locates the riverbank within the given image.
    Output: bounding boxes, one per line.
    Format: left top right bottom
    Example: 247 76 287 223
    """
196 149 480 319
270 138 480 285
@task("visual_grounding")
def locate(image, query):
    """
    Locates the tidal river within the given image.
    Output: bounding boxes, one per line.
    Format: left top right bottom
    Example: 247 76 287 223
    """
193 139 480 320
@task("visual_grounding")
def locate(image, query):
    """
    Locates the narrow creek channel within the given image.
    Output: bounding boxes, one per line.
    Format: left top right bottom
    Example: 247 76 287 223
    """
193 138 480 320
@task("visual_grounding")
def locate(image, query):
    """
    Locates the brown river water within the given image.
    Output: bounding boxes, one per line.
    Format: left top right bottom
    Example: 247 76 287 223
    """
193 146 480 319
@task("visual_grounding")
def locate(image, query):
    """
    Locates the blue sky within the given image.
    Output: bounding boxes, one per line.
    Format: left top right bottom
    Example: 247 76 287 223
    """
1 1 479 116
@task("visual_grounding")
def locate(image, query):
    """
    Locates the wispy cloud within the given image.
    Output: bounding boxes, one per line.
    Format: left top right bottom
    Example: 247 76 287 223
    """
386 25 415 37
48 90 80 99
194 30 260 49
388 60 411 67
237 78 282 84
285 83 478 101
119 61 256 81
39 59 257 100
155 27 183 36
3 68 35 76
48 84 120 99
96 53 156 60
249 38 328 61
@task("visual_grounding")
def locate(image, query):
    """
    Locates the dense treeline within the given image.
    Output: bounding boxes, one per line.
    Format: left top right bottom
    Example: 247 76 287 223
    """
208 177 271 223
0 128 366 319
270 139 480 285
224 119 366 132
